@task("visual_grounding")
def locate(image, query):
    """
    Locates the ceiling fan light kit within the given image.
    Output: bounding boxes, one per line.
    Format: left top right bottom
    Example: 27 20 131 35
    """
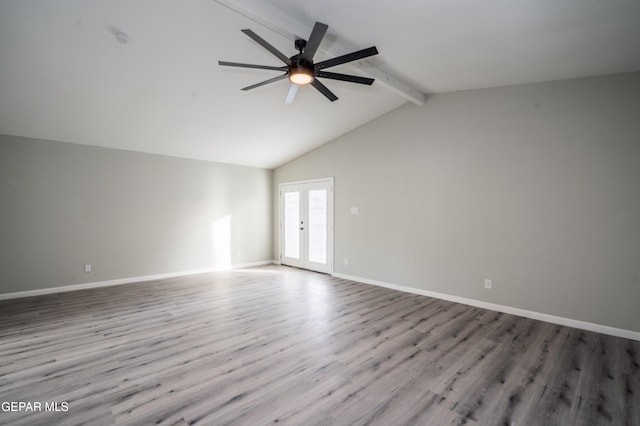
218 21 378 102
289 64 314 85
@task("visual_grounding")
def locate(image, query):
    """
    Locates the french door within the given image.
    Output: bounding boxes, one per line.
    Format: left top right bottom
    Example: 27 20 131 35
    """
279 179 333 274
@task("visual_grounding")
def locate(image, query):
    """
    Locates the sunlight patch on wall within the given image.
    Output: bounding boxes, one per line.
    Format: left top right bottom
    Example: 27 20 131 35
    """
212 214 231 270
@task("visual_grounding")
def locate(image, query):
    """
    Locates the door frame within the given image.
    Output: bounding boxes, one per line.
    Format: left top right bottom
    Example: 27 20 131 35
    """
278 177 334 274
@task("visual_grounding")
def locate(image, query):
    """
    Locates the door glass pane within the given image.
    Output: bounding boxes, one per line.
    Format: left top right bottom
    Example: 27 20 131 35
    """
308 189 327 264
284 191 300 259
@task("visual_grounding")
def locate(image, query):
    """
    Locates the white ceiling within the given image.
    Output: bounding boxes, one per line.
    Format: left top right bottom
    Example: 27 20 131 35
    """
1 0 639 169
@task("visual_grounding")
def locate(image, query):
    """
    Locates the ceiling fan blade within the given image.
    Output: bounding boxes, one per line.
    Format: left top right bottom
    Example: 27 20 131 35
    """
285 84 298 104
316 71 374 85
218 61 288 71
241 29 292 66
301 22 328 61
315 46 379 70
241 73 288 91
311 79 338 102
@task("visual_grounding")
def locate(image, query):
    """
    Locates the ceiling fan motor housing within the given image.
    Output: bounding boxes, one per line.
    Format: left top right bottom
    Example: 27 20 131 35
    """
289 59 315 84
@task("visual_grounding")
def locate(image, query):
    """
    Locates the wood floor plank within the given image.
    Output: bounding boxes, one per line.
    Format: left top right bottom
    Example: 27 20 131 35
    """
1 265 638 425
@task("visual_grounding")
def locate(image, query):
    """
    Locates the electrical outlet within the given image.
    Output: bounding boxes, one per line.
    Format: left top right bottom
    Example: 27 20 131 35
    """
344 257 349 265
84 264 92 273
484 279 492 289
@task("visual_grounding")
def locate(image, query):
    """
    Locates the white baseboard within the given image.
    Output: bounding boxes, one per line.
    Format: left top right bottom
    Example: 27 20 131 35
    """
332 272 640 342
0 260 274 301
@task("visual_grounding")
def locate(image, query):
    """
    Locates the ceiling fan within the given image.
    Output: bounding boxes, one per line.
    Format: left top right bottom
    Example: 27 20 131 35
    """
218 22 379 103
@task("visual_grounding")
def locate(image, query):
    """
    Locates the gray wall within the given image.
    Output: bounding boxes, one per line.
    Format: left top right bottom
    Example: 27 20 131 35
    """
274 72 640 332
0 135 273 293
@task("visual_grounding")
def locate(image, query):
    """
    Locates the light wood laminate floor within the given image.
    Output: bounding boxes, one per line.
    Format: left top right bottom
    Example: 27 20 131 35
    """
0 266 638 425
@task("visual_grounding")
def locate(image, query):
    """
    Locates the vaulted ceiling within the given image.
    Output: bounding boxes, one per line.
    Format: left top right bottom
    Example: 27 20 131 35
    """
1 0 639 168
